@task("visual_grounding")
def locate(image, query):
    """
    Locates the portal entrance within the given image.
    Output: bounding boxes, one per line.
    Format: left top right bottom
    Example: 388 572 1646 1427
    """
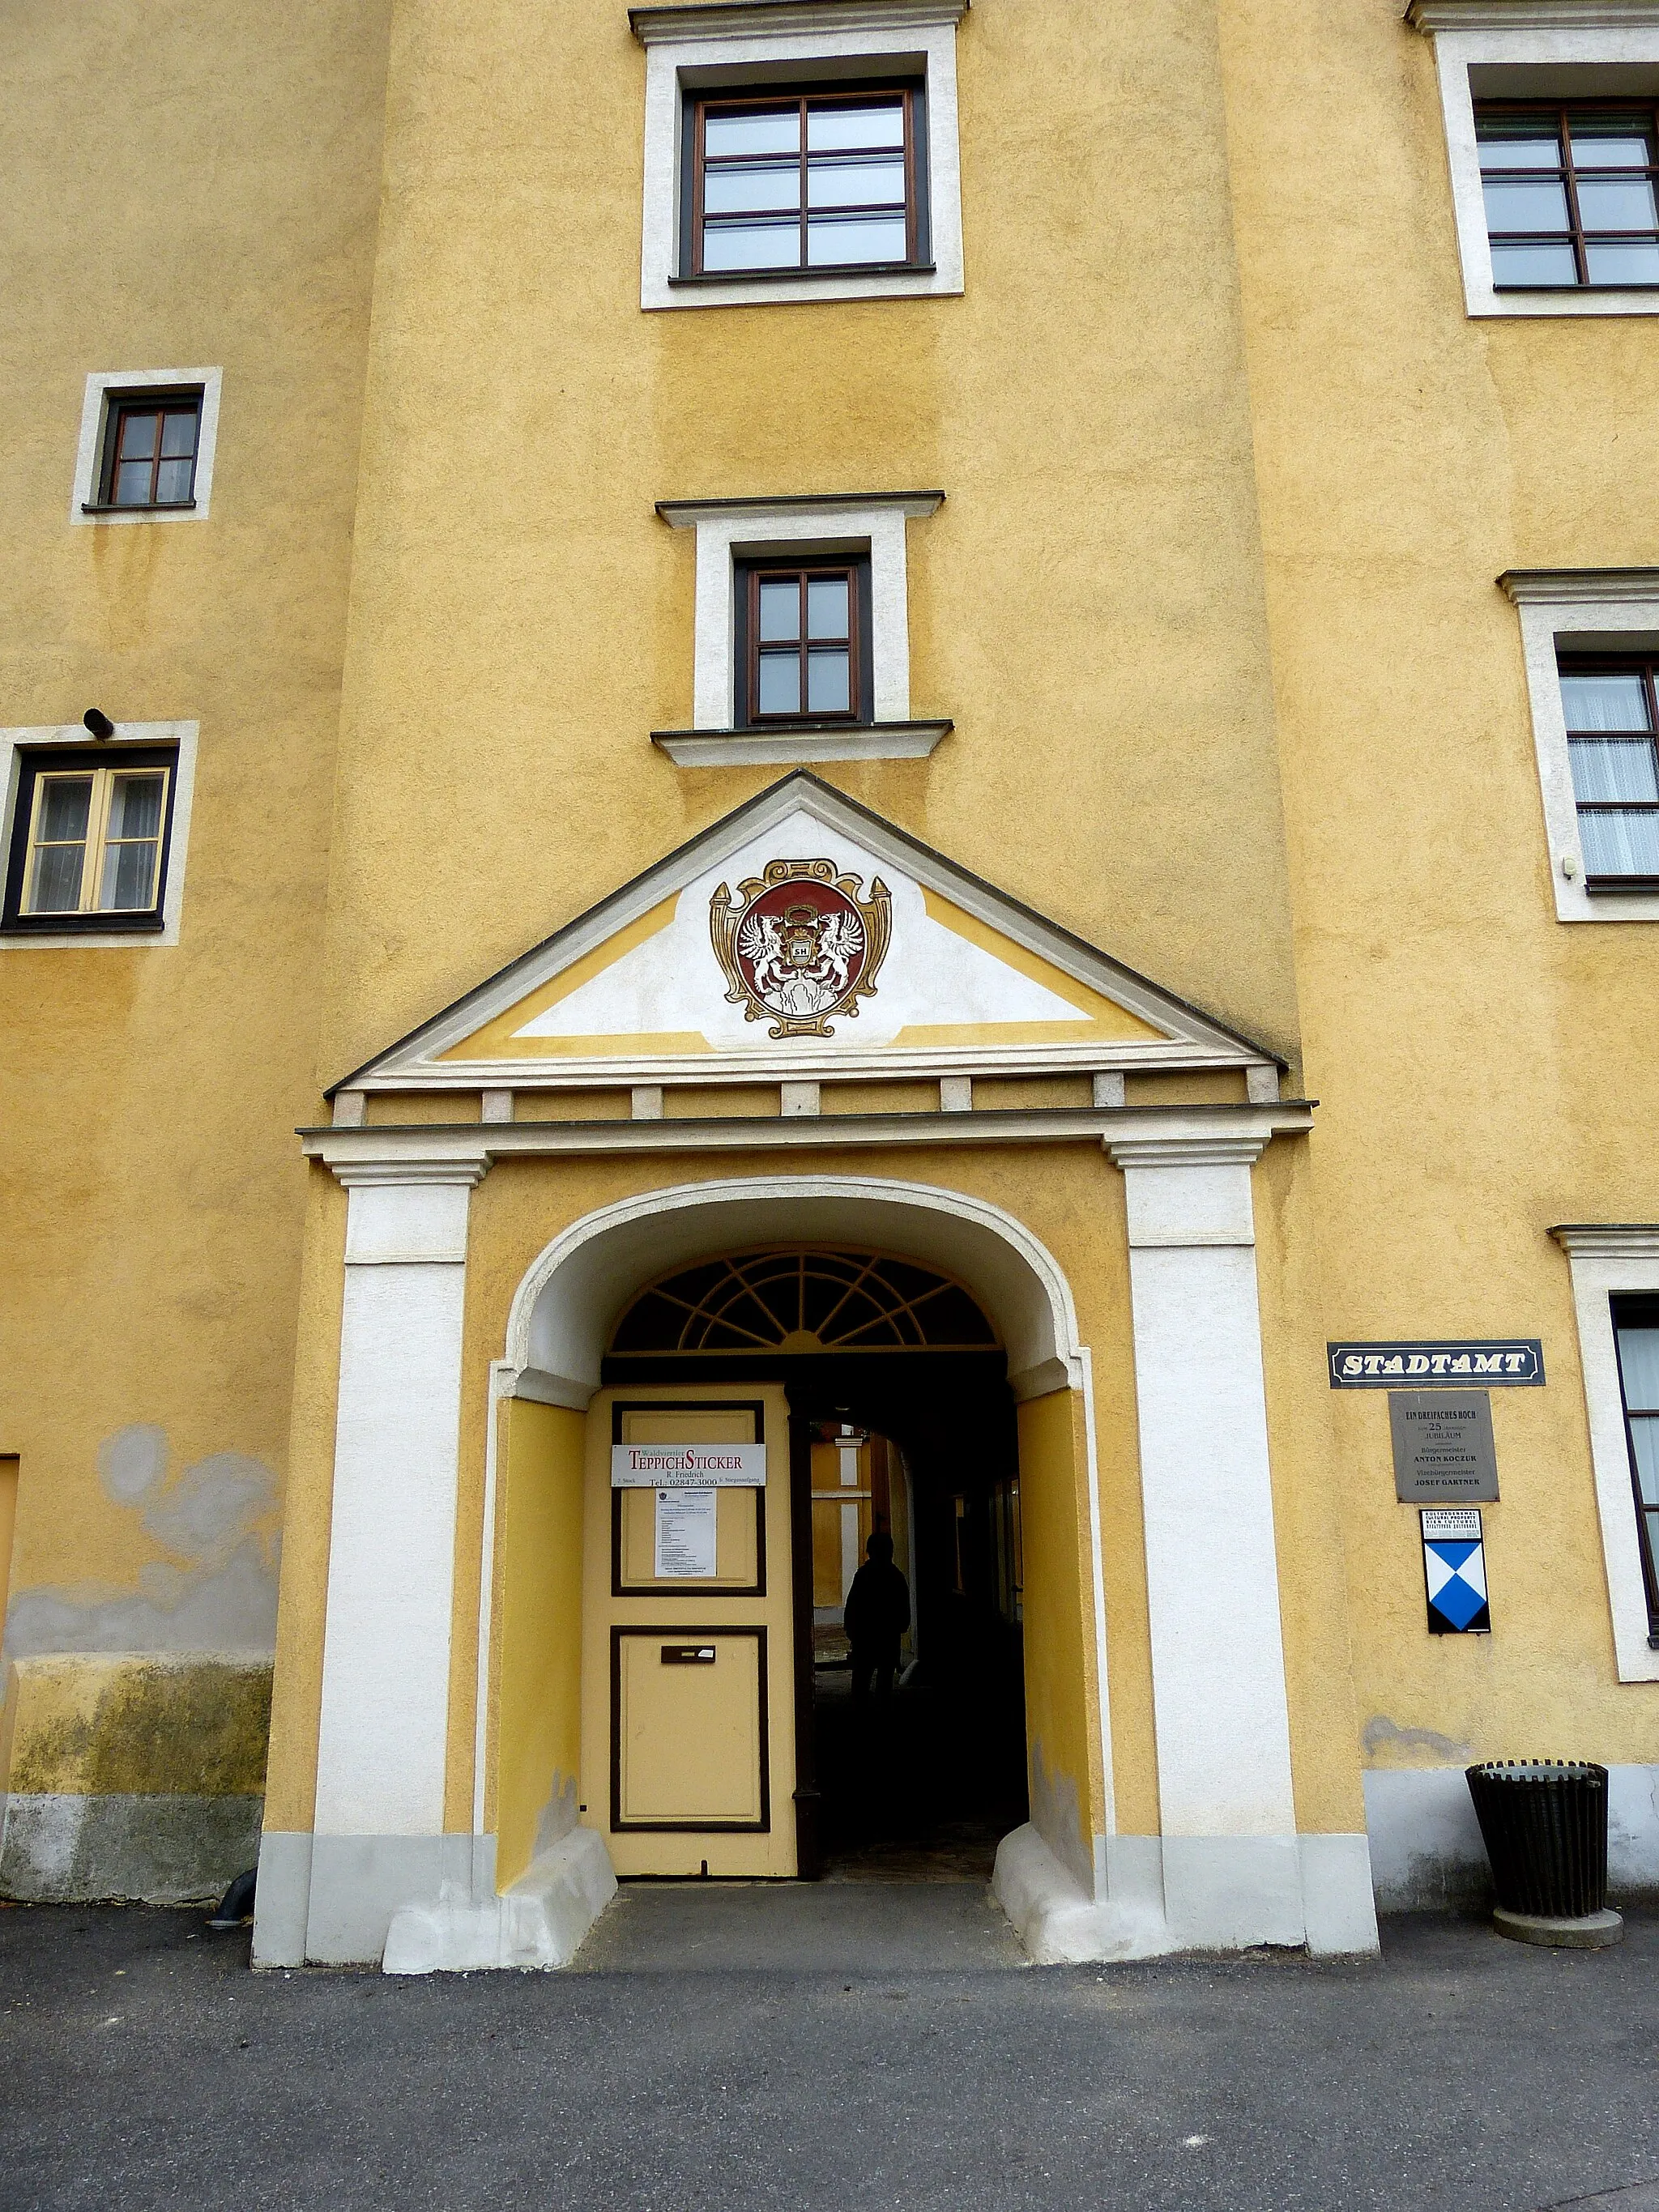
595 1248 1029 1881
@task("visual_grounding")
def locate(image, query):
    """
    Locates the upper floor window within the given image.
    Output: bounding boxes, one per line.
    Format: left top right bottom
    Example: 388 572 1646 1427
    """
737 557 871 724
1559 658 1659 886
2 746 178 933
632 3 966 313
70 369 222 525
689 87 922 276
1478 104 1659 289
98 394 201 510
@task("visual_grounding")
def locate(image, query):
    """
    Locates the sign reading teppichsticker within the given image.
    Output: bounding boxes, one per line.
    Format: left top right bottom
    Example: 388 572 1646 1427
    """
1421 1508 1491 1635
1328 1340 1544 1387
611 1443 766 1489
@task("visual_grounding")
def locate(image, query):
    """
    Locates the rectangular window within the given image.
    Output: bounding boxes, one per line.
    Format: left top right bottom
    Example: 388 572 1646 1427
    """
1558 657 1659 886
1477 104 1659 289
735 558 872 726
688 86 923 277
2 748 177 932
91 392 202 511
1612 1297 1659 1639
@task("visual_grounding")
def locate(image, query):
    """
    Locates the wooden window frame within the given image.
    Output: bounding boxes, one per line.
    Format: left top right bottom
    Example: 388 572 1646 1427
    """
734 556 873 728
1611 1294 1659 1640
1557 652 1659 889
1 745 177 935
685 81 925 281
1476 100 1659 292
85 390 203 514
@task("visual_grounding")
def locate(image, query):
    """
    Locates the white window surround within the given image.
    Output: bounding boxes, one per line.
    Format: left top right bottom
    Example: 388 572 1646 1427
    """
631 0 966 312
1552 1224 1659 1682
1500 569 1659 922
0 720 198 948
1410 0 1659 318
653 490 947 765
70 368 224 524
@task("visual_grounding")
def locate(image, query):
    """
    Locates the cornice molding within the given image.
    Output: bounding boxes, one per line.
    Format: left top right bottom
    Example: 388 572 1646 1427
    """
1410 0 1659 29
631 1 967 45
1104 1136 1273 1170
656 490 945 526
301 1100 1314 1179
1501 567 1659 605
1552 1222 1659 1255
335 1161 491 1189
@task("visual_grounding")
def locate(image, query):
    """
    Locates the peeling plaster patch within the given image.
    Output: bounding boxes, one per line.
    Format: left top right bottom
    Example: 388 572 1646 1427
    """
4 1430 280 1660
1362 1715 1473 1769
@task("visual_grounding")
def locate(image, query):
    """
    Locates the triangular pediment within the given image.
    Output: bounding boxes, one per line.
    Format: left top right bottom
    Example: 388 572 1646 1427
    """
337 775 1277 1091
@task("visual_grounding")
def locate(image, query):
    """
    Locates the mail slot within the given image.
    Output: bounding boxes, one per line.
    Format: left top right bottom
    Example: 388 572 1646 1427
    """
662 1644 716 1664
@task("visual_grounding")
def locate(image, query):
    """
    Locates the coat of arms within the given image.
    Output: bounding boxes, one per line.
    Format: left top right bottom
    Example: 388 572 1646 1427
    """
710 858 892 1039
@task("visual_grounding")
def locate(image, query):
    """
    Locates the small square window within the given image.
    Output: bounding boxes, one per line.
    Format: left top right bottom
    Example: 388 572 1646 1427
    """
685 84 926 279
1558 654 1659 886
1477 103 1659 289
735 556 873 726
88 392 202 513
2 745 179 933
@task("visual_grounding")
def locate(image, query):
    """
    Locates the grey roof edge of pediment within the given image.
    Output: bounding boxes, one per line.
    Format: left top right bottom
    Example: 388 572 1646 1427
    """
325 770 1285 1095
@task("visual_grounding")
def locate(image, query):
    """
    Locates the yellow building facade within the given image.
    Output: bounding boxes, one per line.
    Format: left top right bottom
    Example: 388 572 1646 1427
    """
3 0 1658 1966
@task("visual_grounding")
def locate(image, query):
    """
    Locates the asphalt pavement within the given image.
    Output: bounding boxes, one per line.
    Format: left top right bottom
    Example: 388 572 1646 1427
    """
3 1889 1658 2211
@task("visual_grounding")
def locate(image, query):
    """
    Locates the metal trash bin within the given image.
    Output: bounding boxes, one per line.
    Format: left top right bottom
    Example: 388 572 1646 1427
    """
1465 1760 1623 1947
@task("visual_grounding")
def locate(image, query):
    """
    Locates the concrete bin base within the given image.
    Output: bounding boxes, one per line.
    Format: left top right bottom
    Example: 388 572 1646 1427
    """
1493 1904 1623 1949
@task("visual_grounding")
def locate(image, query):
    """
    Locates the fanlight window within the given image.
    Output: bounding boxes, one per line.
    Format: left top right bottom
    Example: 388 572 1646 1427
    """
610 1250 998 1355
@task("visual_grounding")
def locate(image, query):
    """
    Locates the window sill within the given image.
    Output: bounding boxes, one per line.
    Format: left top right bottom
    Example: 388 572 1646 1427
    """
651 718 951 766
80 500 197 515
0 914 165 936
670 262 935 288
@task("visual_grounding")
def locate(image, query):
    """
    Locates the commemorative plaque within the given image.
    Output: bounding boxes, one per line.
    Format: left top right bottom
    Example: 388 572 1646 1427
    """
1388 1391 1499 1503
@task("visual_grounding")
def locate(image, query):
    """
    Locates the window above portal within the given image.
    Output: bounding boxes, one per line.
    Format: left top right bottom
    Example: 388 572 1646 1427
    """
631 1 966 311
651 491 949 768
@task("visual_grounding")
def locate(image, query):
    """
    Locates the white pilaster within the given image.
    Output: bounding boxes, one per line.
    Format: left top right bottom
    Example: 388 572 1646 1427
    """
1107 1134 1303 1948
303 1162 486 1961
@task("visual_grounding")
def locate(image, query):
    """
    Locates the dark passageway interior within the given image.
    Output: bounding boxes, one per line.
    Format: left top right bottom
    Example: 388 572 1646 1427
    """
603 1248 1030 1881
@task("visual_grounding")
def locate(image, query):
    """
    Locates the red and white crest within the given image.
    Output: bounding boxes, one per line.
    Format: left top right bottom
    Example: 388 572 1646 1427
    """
710 858 892 1039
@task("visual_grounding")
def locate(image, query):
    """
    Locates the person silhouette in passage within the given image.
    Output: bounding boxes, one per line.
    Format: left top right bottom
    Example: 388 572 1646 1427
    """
844 1530 911 1703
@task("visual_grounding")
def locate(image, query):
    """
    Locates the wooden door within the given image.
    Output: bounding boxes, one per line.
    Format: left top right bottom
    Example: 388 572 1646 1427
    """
580 1383 796 1877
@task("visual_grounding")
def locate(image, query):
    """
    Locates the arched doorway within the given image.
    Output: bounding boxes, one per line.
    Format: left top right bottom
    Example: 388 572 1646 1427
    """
605 1249 1030 1879
490 1176 1109 1911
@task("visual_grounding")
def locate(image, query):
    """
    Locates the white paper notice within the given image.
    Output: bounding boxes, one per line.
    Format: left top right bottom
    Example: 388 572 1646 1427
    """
655 1486 718 1579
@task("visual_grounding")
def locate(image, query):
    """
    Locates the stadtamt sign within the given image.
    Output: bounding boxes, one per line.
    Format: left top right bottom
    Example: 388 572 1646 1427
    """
1327 1340 1543 1387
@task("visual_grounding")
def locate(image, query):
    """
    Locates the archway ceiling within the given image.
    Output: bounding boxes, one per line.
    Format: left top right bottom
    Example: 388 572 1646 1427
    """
332 774 1279 1093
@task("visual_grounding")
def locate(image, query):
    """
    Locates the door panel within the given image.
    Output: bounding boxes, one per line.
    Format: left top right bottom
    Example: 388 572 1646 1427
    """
613 1628 767 1827
582 1383 795 1876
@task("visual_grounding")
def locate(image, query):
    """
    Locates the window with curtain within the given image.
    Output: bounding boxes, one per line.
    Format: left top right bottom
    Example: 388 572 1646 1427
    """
1477 104 1659 288
688 85 923 277
1558 659 1659 886
2 748 177 932
1612 1297 1659 1639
